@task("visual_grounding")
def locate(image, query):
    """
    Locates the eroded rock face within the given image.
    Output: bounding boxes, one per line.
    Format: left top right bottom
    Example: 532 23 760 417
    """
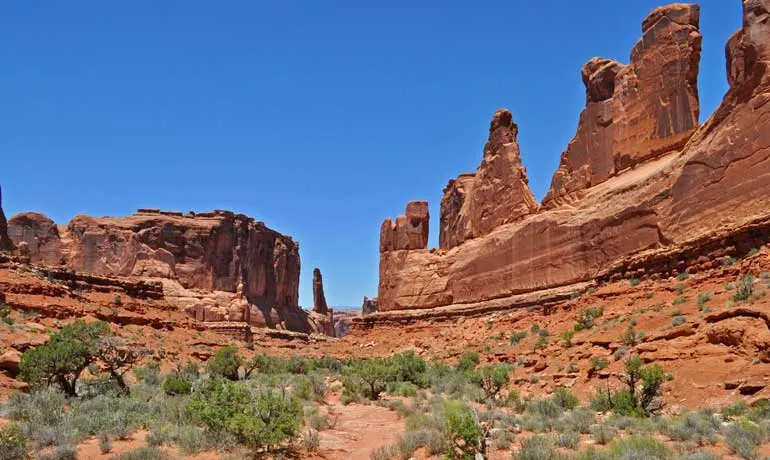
312 267 329 314
544 4 702 207
9 209 310 332
8 213 61 265
0 186 14 253
380 201 429 252
361 296 379 315
438 109 538 249
378 3 770 313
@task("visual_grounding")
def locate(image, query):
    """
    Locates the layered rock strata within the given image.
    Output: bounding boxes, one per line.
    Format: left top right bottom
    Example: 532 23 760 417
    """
377 2 770 313
543 3 702 207
8 208 312 333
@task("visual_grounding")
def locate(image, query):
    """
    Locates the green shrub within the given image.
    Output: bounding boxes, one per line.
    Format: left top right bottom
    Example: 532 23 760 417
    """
605 436 669 459
664 410 720 446
559 407 595 434
302 429 321 452
722 401 750 419
575 306 604 331
591 356 609 371
206 345 242 381
98 434 112 454
724 256 737 266
552 387 579 410
114 447 169 460
455 352 480 373
370 445 398 460
556 431 580 449
19 320 110 396
391 350 428 387
471 364 510 400
389 381 418 397
515 435 560 460
162 376 192 395
630 278 641 286
726 419 768 459
622 325 640 346
591 423 617 445
441 400 483 459
37 445 78 460
510 331 528 344
672 316 686 327
0 424 27 460
560 331 575 348
348 359 393 400
134 361 161 386
672 296 688 305
733 275 755 302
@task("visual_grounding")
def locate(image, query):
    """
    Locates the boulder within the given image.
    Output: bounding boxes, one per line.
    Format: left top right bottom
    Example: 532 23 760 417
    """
0 349 22 375
7 212 62 265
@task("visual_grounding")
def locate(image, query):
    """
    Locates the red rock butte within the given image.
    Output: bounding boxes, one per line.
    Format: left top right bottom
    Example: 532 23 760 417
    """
4 208 322 333
377 2 770 313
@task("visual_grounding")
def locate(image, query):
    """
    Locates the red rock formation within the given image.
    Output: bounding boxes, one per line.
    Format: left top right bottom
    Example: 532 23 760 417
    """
380 201 429 252
438 109 538 249
377 3 770 313
312 267 329 314
361 296 379 316
7 213 61 265
543 4 702 207
8 208 311 333
0 186 14 253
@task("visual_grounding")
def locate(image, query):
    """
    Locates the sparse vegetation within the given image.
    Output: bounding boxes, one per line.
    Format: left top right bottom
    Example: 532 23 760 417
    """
732 275 755 302
575 306 604 331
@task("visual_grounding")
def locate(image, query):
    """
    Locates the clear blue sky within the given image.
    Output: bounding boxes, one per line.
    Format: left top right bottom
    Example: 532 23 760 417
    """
0 1 741 308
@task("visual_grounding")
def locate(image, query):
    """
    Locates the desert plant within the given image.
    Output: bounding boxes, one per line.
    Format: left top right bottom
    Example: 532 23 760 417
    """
591 356 609 371
471 364 510 400
0 424 27 460
591 423 617 445
733 275 755 302
302 429 320 452
672 316 687 327
515 435 559 460
510 330 528 344
206 345 242 381
552 387 579 410
441 400 485 459
348 359 393 400
725 419 768 459
575 306 604 331
561 331 575 348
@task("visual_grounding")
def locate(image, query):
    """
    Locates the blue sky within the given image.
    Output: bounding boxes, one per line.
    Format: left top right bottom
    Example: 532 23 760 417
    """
0 1 741 308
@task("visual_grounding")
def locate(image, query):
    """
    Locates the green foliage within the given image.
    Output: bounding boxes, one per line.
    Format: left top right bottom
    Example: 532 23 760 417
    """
605 436 669 459
134 361 161 386
678 272 690 281
206 345 242 381
672 296 688 306
722 401 750 419
733 275 755 302
391 350 428 387
590 356 609 371
114 447 169 460
552 387 579 410
672 316 686 327
162 376 192 395
510 330 528 345
629 278 641 286
725 420 768 460
441 400 483 459
575 306 604 331
348 359 392 400
591 423 617 445
724 256 737 266
455 352 479 373
19 320 110 396
470 364 510 400
0 424 27 460
560 330 575 348
664 410 720 446
186 378 301 452
621 325 639 346
515 435 560 460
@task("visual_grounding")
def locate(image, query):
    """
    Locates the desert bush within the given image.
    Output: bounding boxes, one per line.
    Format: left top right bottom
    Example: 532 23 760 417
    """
591 356 609 371
722 401 750 419
441 400 484 459
559 407 595 434
114 447 169 460
19 320 110 396
389 381 418 397
677 452 720 460
521 399 562 432
37 445 78 460
515 435 560 460
664 410 720 446
510 330 528 344
556 431 580 449
622 325 640 346
206 345 242 381
0 424 27 460
672 316 687 327
391 350 428 387
455 352 480 373
162 376 192 395
471 364 510 400
98 434 112 454
725 419 768 459
733 275 756 302
614 347 628 361
347 359 393 400
134 361 161 386
552 387 579 410
370 445 398 460
302 429 320 452
561 331 575 348
575 306 604 331
591 423 617 445
604 436 669 459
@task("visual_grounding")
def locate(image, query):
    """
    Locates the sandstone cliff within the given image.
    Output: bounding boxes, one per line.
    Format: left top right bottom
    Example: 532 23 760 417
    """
543 4 702 207
8 208 312 333
378 2 770 312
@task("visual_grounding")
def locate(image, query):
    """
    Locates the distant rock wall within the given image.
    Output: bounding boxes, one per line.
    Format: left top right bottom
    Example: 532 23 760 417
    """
377 2 770 313
8 208 312 333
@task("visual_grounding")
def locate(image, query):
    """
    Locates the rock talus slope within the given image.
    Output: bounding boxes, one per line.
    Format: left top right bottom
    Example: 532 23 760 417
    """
378 2 770 312
7 208 312 332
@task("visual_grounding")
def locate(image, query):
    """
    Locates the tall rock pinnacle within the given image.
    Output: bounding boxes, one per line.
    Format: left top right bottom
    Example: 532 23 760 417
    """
312 268 329 314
